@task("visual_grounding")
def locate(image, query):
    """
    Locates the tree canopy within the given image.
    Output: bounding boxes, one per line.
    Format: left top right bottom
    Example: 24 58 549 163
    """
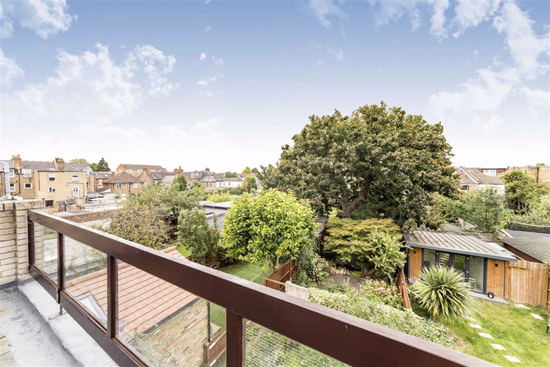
172 174 188 191
221 189 316 270
178 208 219 265
242 166 252 174
263 102 457 227
242 176 257 193
69 158 89 164
502 170 549 215
90 157 110 172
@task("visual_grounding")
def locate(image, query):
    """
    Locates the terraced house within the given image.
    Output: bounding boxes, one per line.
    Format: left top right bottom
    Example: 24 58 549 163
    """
0 155 93 207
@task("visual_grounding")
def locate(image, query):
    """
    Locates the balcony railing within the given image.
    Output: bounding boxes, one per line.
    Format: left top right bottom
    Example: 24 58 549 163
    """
27 210 491 367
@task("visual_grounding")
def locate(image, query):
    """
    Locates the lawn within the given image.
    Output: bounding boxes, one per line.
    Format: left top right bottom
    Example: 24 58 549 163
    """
210 261 271 328
176 245 191 258
440 299 550 366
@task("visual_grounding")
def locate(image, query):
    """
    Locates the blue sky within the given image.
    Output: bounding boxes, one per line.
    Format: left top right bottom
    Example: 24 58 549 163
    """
1 0 549 171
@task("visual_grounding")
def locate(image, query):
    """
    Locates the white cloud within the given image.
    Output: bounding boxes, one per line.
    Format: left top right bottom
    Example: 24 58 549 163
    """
493 1 550 78
327 47 344 61
0 0 74 39
200 52 207 61
521 87 550 120
452 0 500 36
196 75 219 97
429 0 450 38
306 0 347 28
0 48 24 89
213 56 224 66
205 25 212 32
2 43 176 129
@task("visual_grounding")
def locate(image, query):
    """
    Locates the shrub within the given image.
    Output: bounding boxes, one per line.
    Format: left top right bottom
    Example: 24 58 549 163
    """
207 192 235 203
324 217 406 282
359 279 402 309
412 266 473 322
293 247 330 286
178 208 220 265
109 204 169 249
309 288 455 348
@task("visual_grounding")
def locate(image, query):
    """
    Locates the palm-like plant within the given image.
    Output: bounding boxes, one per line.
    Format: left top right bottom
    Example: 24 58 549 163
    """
412 266 473 322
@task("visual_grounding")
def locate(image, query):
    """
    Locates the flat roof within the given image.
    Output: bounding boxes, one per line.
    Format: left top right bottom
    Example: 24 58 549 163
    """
405 231 517 261
502 237 550 263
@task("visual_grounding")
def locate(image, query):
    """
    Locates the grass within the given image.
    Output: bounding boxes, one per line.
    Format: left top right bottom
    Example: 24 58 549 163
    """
439 299 550 366
210 261 271 328
176 245 191 257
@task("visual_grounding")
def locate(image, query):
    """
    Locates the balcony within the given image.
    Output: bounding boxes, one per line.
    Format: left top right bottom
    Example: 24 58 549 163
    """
4 207 491 366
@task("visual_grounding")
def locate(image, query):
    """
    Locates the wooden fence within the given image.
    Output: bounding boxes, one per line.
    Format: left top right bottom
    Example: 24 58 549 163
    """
261 259 295 291
203 328 226 366
505 260 549 308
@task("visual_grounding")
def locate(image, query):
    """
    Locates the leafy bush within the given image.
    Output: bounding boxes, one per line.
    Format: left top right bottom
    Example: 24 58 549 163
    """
412 266 473 322
502 170 549 215
324 218 405 282
109 204 169 249
309 288 455 348
207 192 235 203
178 208 220 265
462 188 510 234
423 193 465 229
359 279 402 309
293 247 330 286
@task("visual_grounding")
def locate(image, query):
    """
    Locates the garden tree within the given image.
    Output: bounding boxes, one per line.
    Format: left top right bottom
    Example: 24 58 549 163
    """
422 193 465 229
265 102 457 226
90 157 110 172
242 166 252 174
172 174 188 191
69 158 88 164
462 188 509 233
412 266 473 322
122 184 200 235
502 170 549 215
324 218 405 282
178 208 219 265
224 171 238 178
242 176 257 193
222 189 316 271
108 203 169 249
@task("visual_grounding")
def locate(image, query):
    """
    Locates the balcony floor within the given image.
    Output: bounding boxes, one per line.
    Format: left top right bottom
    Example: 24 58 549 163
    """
0 287 81 367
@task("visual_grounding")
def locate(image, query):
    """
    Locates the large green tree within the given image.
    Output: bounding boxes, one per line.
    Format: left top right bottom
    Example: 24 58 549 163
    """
264 102 457 227
462 188 509 233
172 174 188 191
222 189 316 271
502 170 549 215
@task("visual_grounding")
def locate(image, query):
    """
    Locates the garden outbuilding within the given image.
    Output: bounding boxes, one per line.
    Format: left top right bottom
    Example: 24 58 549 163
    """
405 231 517 298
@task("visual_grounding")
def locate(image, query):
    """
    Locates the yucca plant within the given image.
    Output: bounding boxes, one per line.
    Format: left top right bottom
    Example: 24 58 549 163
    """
412 266 473 322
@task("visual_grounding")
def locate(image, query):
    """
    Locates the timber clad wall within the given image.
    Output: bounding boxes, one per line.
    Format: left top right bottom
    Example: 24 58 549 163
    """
409 248 422 280
486 259 506 298
0 200 44 286
505 260 549 307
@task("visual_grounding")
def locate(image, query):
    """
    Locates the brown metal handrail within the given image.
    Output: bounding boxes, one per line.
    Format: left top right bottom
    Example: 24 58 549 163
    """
27 210 492 367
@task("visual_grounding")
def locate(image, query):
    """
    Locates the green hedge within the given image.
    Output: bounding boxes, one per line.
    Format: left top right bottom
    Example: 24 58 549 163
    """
309 288 456 348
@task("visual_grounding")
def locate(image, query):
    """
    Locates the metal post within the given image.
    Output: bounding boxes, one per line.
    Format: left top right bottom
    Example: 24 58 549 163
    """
57 233 64 304
107 255 118 338
226 310 243 367
27 217 34 267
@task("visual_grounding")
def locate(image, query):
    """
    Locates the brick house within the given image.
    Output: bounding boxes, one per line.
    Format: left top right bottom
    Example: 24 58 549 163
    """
93 172 112 192
507 165 550 187
2 155 90 207
457 167 505 193
115 164 167 177
102 172 145 194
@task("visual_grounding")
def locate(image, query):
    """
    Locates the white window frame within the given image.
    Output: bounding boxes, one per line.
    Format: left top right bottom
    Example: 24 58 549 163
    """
137 169 143 173
72 174 79 182
133 183 140 189
9 169 15 178
49 187 56 193
72 186 80 197
127 169 133 173
24 183 32 189
48 173 56 181
115 183 122 189
22 169 32 178
86 182 89 189
9 183 15 192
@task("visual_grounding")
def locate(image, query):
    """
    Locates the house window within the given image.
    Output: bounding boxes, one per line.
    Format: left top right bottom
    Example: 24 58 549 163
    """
469 256 485 292
24 183 32 189
86 182 89 189
22 169 32 178
115 184 122 189
49 187 56 193
98 180 103 187
45 200 54 208
422 249 436 269
126 184 130 188
48 173 56 181
9 184 15 192
9 169 15 178
483 169 496 176
72 186 80 197
72 175 79 182
460 185 469 191
137 169 143 173
133 183 140 188
127 169 133 173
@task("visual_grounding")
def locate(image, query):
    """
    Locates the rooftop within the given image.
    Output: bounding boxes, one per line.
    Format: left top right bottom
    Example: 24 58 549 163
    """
405 231 517 261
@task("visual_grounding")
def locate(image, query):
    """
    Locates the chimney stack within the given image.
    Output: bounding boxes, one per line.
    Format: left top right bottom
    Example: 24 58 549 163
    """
56 158 65 171
12 155 21 170
174 167 183 175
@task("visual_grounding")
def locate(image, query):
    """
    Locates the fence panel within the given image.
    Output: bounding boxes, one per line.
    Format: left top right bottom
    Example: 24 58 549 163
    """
505 260 549 307
261 259 295 291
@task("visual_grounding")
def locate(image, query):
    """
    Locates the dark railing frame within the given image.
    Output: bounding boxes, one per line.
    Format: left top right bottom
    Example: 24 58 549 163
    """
27 210 492 367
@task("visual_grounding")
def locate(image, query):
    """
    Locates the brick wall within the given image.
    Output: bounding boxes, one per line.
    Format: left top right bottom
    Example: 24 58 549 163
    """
0 199 44 286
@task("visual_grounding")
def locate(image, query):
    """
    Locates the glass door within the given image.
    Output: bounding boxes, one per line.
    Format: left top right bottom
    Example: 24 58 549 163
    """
468 256 485 292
